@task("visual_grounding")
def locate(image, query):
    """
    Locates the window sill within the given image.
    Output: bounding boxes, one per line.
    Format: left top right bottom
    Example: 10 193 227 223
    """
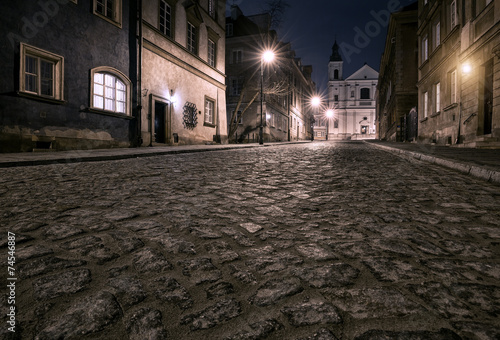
420 117 428 123
444 103 458 111
204 122 216 128
86 108 134 120
18 91 65 105
430 111 441 118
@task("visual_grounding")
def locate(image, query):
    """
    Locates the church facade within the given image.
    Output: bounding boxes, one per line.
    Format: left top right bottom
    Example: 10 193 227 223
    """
319 42 378 140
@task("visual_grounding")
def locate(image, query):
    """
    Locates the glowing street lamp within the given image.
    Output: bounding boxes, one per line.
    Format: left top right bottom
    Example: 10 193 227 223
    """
260 50 275 145
311 96 321 108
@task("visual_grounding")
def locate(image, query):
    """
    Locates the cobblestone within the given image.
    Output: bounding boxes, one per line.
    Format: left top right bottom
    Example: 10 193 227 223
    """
1 141 500 339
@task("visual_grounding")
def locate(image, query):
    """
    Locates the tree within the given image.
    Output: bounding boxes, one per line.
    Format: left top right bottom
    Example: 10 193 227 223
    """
264 0 290 30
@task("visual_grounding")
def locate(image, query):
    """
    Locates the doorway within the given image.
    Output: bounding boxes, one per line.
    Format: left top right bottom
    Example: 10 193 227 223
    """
154 101 168 143
483 59 493 135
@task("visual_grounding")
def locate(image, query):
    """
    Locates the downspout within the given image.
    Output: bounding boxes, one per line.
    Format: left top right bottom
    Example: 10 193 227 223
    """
137 0 143 146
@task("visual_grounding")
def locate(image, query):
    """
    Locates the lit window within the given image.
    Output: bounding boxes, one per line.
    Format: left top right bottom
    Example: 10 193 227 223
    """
422 36 428 62
208 39 216 67
451 70 457 104
450 0 457 29
435 82 441 112
20 43 64 101
205 97 215 125
434 21 440 48
187 22 197 54
94 0 122 27
424 91 428 118
159 0 172 38
91 67 130 115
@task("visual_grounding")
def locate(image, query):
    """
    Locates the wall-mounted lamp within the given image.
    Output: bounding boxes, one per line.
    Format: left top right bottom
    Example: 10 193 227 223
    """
170 89 174 96
142 89 149 97
493 46 500 59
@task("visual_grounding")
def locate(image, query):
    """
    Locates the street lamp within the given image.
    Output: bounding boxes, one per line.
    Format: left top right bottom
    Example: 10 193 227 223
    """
260 50 275 145
456 62 472 144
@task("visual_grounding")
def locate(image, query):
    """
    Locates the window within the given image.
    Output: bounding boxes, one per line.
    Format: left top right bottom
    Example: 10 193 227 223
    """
232 50 242 64
334 69 339 79
435 82 441 113
159 0 172 38
234 110 242 124
208 39 216 67
422 36 428 62
226 23 233 37
450 0 457 29
360 88 370 99
208 0 216 18
20 43 64 101
423 91 428 118
94 0 122 27
204 97 215 125
351 90 355 98
91 67 131 115
334 95 339 102
450 70 457 104
434 21 440 48
334 120 339 128
187 21 197 54
231 78 242 96
361 126 368 134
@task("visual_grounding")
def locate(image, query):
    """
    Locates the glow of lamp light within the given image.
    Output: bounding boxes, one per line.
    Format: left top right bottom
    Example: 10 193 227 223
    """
326 109 334 118
262 50 275 63
311 97 321 107
462 63 472 74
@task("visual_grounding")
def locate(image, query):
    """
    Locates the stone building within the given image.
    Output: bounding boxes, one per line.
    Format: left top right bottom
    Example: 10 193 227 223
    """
141 0 227 146
225 6 315 143
417 0 500 147
323 42 378 140
0 0 139 152
377 2 419 141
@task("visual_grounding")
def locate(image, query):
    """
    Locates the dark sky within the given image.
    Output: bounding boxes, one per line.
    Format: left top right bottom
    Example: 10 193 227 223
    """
227 0 417 92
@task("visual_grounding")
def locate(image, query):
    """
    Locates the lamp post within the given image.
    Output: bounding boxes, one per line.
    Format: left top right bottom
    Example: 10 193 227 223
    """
326 109 334 141
260 50 275 145
456 62 472 144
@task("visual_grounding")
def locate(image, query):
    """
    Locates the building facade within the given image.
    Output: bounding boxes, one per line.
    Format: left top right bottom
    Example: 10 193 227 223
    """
0 0 227 152
323 42 378 140
417 0 500 147
377 2 419 141
225 6 314 143
141 0 227 146
0 0 139 152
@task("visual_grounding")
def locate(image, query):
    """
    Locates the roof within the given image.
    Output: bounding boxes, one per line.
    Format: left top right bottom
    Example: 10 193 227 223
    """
345 64 379 81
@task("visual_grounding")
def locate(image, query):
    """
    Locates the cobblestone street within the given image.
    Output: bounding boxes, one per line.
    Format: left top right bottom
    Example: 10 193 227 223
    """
1 141 500 339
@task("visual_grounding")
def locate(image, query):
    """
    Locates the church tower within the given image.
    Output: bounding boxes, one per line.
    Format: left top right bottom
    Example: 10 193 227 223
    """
328 40 343 81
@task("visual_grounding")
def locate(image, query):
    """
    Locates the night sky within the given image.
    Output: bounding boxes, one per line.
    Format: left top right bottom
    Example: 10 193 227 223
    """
227 0 417 92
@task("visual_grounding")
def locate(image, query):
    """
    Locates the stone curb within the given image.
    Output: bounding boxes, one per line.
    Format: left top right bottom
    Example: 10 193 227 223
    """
367 142 500 185
0 141 311 168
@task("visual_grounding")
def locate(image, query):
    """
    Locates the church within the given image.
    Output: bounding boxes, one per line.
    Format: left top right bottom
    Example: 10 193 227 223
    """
316 41 378 140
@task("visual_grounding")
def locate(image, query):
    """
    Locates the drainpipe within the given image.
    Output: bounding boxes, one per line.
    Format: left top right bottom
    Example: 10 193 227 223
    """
455 102 462 144
137 0 144 147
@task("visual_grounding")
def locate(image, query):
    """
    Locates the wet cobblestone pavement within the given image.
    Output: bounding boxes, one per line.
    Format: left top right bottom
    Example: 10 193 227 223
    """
1 141 499 339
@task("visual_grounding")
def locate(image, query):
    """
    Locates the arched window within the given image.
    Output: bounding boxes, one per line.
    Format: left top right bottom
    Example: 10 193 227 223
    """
334 69 339 79
360 88 370 99
91 67 131 115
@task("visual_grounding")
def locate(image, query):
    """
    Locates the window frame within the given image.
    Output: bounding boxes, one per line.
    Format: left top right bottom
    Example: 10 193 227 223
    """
450 0 457 30
450 70 457 104
90 66 131 116
434 21 441 49
187 21 198 55
208 0 216 19
93 0 122 28
19 43 64 102
207 39 216 67
435 82 441 113
204 96 216 126
422 35 429 63
360 88 370 99
159 0 174 38
423 91 429 118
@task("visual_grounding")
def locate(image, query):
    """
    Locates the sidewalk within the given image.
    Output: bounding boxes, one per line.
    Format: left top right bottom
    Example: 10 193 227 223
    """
365 140 500 185
0 143 292 168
